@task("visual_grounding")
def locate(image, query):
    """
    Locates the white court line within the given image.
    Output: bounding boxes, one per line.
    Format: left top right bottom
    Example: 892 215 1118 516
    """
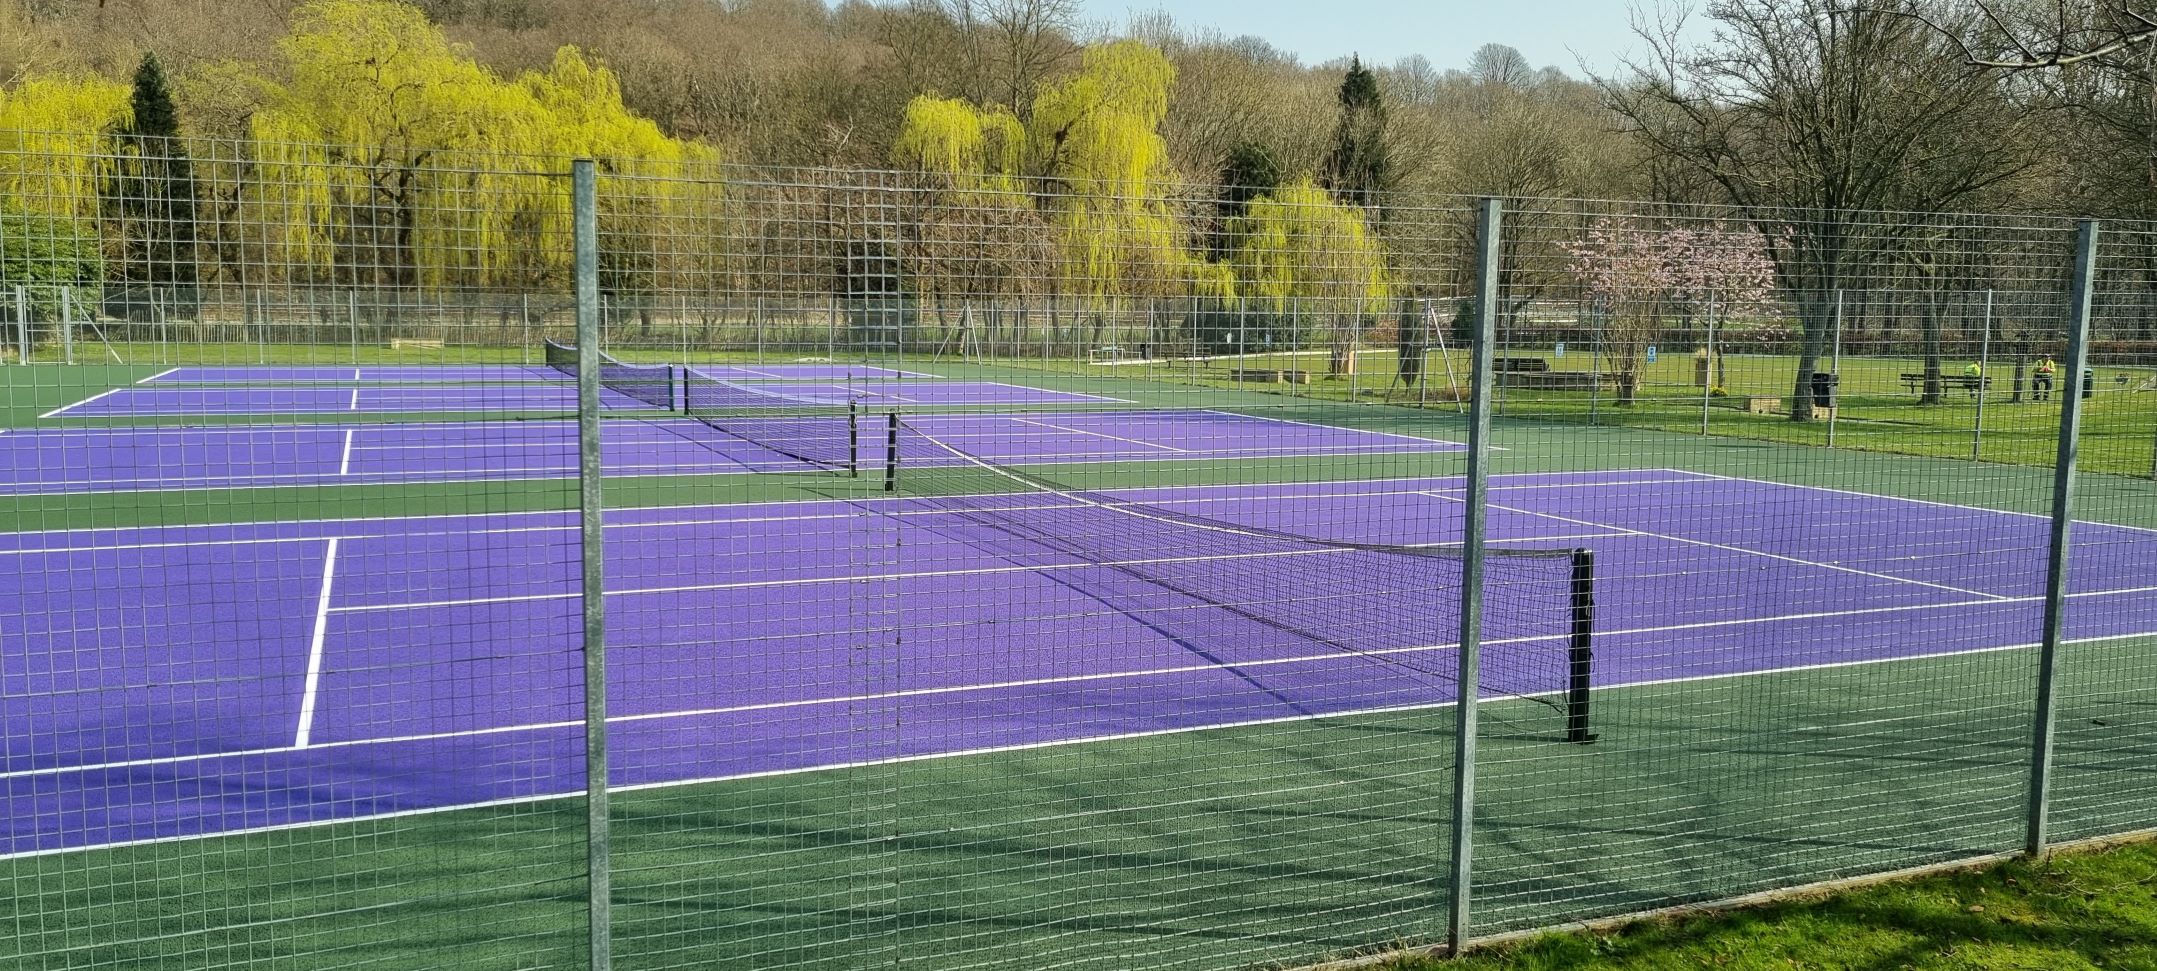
38 387 127 419
346 387 361 411
0 471 1722 545
8 619 2153 863
293 538 340 749
0 480 1707 557
1200 409 1465 447
1012 417 1188 452
1691 469 2157 537
135 367 180 384
15 590 2154 784
0 443 1479 498
337 430 356 477
1425 490 2015 601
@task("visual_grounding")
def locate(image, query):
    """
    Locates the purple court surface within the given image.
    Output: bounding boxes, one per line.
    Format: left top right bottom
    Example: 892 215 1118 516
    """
145 363 932 384
6 469 2155 857
0 410 1448 494
47 381 1111 417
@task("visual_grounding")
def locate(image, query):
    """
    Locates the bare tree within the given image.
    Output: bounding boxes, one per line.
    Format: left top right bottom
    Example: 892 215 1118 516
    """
981 0 1079 115
1599 0 2040 419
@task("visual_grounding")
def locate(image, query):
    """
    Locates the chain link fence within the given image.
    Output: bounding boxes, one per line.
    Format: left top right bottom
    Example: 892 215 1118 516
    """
1 132 2151 970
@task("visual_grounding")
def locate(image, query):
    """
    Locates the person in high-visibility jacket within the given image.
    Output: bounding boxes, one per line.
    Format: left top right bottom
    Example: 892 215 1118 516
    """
1963 361 1984 398
2033 356 2057 401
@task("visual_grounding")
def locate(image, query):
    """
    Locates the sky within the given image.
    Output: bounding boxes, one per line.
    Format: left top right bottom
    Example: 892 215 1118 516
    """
1073 0 1700 76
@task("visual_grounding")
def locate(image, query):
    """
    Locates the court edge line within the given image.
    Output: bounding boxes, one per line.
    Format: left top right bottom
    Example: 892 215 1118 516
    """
134 367 179 385
0 443 1465 497
0 480 1703 556
14 582 2152 785
8 628 2150 865
0 468 1677 540
336 430 355 477
327 532 1648 614
292 538 339 749
1201 409 1466 447
1 407 1438 439
1010 416 1188 452
1687 469 2157 537
38 387 127 419
1426 491 2017 602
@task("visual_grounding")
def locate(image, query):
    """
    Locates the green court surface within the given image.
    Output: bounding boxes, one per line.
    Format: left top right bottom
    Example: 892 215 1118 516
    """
4 356 2153 971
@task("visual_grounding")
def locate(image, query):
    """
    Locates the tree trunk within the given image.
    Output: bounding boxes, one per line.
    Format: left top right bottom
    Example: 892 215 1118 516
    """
1920 289 1945 405
1789 289 1833 421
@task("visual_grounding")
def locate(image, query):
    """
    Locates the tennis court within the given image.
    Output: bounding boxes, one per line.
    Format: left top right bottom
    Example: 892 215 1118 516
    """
0 410 1453 494
44 379 1112 417
9 467 2153 858
142 363 932 383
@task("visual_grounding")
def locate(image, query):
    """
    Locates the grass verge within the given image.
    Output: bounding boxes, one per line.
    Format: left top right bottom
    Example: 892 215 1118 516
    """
1365 836 2157 971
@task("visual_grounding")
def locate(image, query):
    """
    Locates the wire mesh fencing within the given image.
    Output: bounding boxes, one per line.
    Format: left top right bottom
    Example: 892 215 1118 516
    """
0 131 2151 971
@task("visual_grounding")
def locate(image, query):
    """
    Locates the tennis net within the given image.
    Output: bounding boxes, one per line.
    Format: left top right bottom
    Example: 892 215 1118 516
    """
884 413 1597 742
544 339 677 411
681 367 859 474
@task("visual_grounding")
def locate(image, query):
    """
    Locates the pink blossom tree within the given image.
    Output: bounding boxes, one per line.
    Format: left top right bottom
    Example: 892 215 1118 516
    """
1565 220 1777 405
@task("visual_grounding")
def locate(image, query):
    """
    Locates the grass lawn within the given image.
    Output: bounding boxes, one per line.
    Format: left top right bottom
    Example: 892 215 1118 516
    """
1041 347 2157 478
1369 836 2157 971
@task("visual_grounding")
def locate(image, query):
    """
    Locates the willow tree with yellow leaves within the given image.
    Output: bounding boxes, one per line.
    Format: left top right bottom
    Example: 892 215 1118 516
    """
248 0 721 308
1230 179 1392 376
0 75 132 323
891 93 1054 355
1028 40 1219 311
893 40 1223 351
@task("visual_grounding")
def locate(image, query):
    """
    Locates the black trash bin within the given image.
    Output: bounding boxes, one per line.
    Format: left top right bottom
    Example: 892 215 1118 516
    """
1810 372 1838 409
2083 368 2096 400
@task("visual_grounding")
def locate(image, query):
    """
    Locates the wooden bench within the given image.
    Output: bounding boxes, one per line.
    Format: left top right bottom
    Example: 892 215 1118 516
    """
391 338 445 350
1227 367 1313 385
1493 357 1549 373
1498 370 1608 391
1899 373 1990 394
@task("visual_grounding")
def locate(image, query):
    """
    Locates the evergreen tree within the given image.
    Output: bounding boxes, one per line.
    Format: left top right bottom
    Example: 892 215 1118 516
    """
1320 56 1390 211
1209 141 1280 261
105 53 198 310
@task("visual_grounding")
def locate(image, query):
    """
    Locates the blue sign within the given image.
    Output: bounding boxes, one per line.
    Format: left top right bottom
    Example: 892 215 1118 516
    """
1646 345 1660 363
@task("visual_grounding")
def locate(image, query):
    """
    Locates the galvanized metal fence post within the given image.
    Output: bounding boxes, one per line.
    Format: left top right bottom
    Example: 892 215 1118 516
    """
60 287 75 364
2025 220 2099 858
571 158 613 970
1827 291 1844 447
14 285 29 362
1447 197 1503 955
1700 292 1717 436
1972 290 1993 463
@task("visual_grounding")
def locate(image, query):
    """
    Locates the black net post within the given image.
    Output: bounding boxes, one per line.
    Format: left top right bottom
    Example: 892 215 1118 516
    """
1568 548 1597 745
883 411 900 493
848 403 860 478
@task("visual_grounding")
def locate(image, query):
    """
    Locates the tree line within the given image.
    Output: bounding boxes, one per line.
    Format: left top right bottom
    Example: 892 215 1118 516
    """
2 0 2154 412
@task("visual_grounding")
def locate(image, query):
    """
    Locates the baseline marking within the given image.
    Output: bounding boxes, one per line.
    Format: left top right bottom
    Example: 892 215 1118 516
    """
1012 417 1188 452
38 387 127 419
1424 490 2015 601
10 624 2153 863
